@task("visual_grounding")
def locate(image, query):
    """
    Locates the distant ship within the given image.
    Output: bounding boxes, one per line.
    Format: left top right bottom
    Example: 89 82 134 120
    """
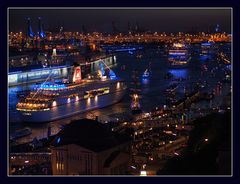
16 61 127 123
168 43 191 68
201 41 214 55
142 62 151 80
142 69 150 79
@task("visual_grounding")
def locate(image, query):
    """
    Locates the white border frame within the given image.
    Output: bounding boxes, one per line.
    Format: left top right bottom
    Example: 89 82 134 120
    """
7 7 233 177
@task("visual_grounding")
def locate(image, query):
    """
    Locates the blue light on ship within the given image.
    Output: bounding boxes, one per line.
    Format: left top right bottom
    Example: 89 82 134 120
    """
56 137 61 144
109 70 117 80
40 83 66 90
99 63 105 76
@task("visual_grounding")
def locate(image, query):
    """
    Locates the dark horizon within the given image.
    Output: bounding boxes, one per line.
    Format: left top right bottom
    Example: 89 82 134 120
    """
9 8 231 33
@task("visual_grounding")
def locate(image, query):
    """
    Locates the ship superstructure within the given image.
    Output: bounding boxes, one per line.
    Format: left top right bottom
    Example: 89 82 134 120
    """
16 61 127 123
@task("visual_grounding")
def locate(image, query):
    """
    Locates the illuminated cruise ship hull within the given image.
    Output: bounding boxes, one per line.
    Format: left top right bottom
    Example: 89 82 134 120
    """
19 88 126 123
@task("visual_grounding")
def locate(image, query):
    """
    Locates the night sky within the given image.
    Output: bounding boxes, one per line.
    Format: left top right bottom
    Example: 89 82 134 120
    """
9 8 231 33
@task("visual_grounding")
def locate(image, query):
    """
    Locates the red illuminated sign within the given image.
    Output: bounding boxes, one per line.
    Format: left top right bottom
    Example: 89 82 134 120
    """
73 66 82 83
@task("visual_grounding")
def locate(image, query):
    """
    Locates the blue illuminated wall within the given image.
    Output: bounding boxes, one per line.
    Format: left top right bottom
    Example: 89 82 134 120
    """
8 66 69 86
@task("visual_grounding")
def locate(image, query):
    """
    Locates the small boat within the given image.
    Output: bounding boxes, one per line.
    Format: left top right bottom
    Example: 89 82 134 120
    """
10 128 32 140
142 69 150 79
130 94 142 114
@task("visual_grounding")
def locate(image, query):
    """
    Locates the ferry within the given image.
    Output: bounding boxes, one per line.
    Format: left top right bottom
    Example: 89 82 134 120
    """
16 61 127 123
168 43 191 68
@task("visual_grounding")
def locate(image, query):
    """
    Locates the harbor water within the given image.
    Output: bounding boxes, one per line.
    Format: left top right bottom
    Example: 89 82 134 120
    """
8 43 231 143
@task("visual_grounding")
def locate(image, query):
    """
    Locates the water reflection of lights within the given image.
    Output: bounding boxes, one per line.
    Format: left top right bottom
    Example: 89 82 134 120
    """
75 96 79 101
117 82 120 89
142 78 149 85
133 94 138 100
52 101 57 107
169 69 188 78
87 97 91 104
67 98 71 103
94 95 98 102
200 55 210 61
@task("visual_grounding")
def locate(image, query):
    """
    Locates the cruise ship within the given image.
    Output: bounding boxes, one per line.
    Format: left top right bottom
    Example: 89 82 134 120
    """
201 41 214 55
16 62 127 123
168 43 191 68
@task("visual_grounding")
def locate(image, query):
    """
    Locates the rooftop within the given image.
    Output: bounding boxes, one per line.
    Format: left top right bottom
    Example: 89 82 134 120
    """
51 119 132 152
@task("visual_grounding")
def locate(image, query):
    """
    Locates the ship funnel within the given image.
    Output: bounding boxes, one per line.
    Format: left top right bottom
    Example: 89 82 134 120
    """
72 65 82 83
